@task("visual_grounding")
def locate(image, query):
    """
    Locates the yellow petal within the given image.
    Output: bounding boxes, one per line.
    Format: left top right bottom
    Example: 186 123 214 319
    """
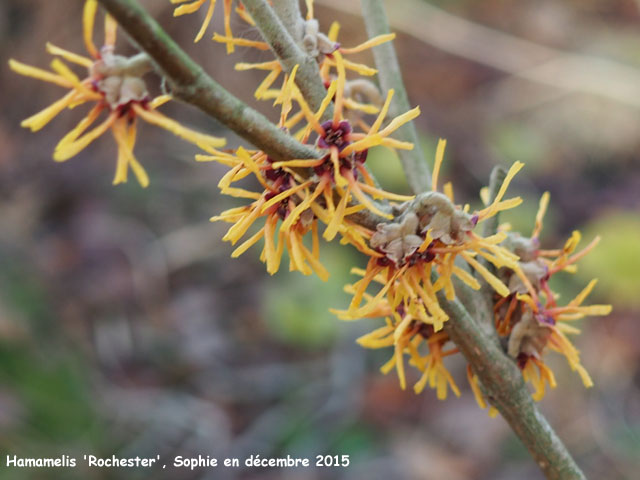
20 90 78 132
54 112 117 162
133 104 226 148
104 13 118 46
462 252 510 297
432 138 447 192
340 33 395 54
111 117 149 187
213 33 268 50
378 106 421 138
323 186 349 241
83 0 99 59
194 0 215 43
173 0 207 16
231 228 264 257
369 89 393 134
45 43 93 68
9 59 72 89
532 191 550 238
56 104 102 149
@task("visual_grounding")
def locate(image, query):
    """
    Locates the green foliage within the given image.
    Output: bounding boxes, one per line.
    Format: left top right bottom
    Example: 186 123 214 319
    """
490 122 547 172
367 136 440 194
578 212 640 309
366 146 412 193
263 244 358 349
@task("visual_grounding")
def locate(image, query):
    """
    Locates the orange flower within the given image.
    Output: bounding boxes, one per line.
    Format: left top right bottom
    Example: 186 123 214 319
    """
492 194 612 401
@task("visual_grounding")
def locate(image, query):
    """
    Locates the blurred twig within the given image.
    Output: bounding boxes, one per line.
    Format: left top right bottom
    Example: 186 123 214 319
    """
323 0 640 109
361 0 431 194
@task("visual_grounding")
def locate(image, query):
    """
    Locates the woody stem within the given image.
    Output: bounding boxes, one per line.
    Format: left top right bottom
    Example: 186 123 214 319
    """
438 283 586 480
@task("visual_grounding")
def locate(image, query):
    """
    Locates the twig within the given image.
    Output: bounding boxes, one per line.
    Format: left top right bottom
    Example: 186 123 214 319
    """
271 0 305 42
438 285 586 480
325 0 640 110
360 0 431 194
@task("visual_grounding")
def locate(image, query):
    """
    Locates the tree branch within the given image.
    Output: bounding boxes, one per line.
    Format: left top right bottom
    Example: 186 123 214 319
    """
271 0 305 43
359 2 586 478
360 0 431 194
438 285 586 480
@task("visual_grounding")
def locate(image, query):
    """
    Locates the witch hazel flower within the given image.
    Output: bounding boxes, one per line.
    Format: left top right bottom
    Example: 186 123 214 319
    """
354 297 461 398
267 53 420 242
335 139 524 333
205 56 420 278
209 146 329 280
487 194 612 402
9 0 226 187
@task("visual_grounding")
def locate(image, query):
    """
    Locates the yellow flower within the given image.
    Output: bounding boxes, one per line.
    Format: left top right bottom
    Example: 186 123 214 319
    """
353 298 460 398
270 53 419 239
217 2 394 112
208 146 329 280
10 0 225 187
335 139 523 332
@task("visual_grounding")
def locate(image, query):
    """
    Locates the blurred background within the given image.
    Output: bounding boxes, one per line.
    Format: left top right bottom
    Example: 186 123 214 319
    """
1 0 639 478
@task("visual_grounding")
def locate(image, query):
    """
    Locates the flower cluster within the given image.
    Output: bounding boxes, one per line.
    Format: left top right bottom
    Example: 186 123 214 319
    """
208 0 392 122
10 0 225 187
333 141 527 396
203 53 418 278
335 141 523 323
489 194 612 401
343 183 611 405
10 0 612 414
